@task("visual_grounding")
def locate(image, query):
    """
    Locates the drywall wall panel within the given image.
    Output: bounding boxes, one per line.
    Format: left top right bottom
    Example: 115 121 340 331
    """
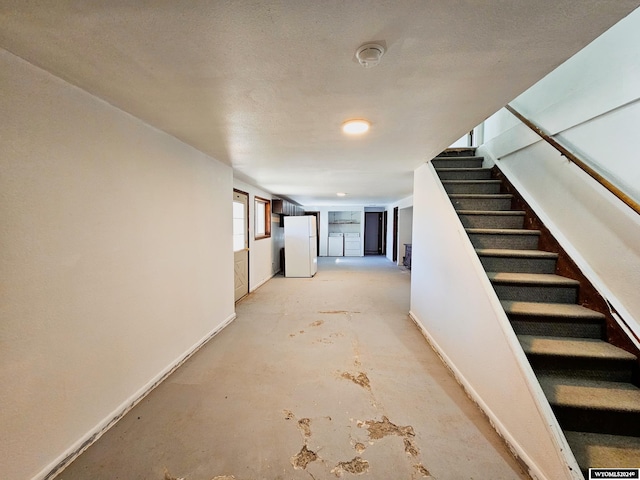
0 50 234 479
507 7 640 204
398 207 413 266
511 8 640 136
410 163 578 480
557 102 640 201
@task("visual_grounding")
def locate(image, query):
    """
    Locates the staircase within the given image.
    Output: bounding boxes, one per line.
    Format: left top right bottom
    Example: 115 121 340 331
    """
432 149 640 476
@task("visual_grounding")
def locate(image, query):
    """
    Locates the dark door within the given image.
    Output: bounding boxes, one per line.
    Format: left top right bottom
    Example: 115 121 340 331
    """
392 207 399 262
382 210 388 256
364 212 383 255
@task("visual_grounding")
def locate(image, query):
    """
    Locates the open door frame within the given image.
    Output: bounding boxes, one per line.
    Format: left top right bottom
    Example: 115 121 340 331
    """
392 207 399 263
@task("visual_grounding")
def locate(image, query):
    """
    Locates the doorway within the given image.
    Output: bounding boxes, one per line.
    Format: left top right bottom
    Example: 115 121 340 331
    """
364 212 383 255
382 210 388 256
233 189 249 302
392 207 399 263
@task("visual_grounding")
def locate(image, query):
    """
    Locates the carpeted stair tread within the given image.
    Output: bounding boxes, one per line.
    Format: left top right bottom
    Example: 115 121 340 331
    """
501 300 604 319
478 249 558 259
441 180 502 185
432 157 483 168
449 193 513 199
518 335 637 361
436 167 491 174
433 167 491 172
466 228 541 236
488 272 579 287
457 210 525 216
434 155 484 160
564 431 640 469
436 148 476 157
537 374 640 412
435 168 493 180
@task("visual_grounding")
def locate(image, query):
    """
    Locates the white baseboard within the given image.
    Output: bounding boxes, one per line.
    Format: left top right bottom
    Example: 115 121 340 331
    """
408 311 581 480
38 313 237 480
250 271 278 292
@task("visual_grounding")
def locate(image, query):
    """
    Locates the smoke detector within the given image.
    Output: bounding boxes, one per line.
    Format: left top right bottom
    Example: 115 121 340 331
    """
356 43 385 68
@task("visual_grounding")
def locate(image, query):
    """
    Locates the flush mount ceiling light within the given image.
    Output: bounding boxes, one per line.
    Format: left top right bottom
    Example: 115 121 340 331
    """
342 119 370 135
356 43 385 68
336 192 347 197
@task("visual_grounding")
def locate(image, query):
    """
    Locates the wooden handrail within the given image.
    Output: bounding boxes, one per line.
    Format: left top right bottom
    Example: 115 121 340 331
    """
505 104 640 216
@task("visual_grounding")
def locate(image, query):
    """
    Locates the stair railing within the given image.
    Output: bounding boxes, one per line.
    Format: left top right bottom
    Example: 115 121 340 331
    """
505 104 640 216
506 104 640 348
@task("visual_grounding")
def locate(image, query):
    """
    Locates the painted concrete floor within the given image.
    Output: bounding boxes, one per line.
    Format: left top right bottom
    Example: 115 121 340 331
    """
58 256 529 480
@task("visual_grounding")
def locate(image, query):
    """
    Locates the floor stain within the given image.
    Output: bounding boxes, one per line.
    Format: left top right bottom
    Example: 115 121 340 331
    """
354 442 366 453
298 417 312 437
283 409 295 420
310 320 324 327
163 469 185 480
404 438 419 457
352 340 362 367
359 415 415 440
212 476 236 480
331 457 369 476
291 445 318 469
341 371 371 390
318 310 360 314
414 464 432 477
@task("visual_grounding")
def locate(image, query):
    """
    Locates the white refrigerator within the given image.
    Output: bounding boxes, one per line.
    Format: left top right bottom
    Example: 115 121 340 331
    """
284 216 318 278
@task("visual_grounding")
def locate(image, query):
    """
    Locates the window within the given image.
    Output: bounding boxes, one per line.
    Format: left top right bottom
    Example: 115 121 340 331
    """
254 196 271 239
233 199 247 252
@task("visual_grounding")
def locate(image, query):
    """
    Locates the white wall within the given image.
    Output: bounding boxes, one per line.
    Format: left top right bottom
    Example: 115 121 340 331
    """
398 207 413 266
233 179 283 291
304 206 365 256
410 164 579 480
385 196 413 263
479 8 640 341
0 50 235 480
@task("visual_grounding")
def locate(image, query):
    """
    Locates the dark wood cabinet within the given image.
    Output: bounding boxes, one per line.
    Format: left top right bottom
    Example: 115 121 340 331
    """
272 198 303 216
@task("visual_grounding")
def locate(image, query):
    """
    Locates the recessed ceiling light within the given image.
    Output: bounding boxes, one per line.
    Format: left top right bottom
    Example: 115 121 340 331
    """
342 119 370 135
336 192 347 197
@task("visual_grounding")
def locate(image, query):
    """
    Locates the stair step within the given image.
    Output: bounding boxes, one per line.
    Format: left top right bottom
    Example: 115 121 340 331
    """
436 148 477 157
538 374 640 436
467 229 540 250
503 301 605 320
564 431 640 472
432 156 483 169
449 194 513 211
502 300 604 338
478 249 557 273
458 210 525 229
518 335 636 381
442 180 502 194
488 272 579 303
435 167 492 180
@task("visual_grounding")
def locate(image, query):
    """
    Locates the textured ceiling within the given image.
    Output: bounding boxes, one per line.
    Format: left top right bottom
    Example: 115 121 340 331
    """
1 1 638 206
